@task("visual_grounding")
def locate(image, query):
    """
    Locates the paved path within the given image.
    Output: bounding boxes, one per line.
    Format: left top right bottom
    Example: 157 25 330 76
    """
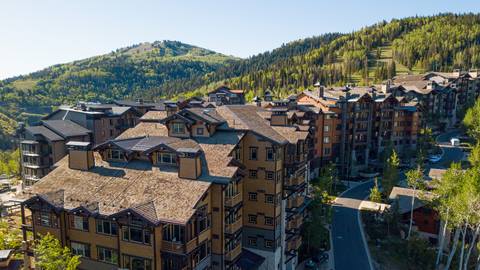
332 180 374 270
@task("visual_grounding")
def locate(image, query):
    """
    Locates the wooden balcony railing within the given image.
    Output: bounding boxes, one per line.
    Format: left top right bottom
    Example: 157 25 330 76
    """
225 243 242 262
225 218 242 235
225 193 242 208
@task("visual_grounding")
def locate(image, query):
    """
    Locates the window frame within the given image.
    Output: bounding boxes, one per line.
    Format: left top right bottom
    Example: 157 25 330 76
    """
249 147 258 160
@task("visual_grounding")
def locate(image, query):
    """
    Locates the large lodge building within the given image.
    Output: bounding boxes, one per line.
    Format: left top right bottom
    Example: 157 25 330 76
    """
16 70 480 270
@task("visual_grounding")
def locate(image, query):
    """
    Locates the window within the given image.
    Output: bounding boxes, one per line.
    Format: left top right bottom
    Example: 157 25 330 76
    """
324 136 330 144
324 148 331 155
157 152 176 165
248 192 257 201
265 240 274 248
265 194 274 204
111 149 122 160
249 147 258 160
248 237 257 246
71 242 90 258
266 148 274 161
265 171 274 180
96 219 118 236
109 119 114 126
248 215 257 224
97 247 118 265
324 125 330 132
172 123 185 134
234 147 241 160
123 226 151 245
249 170 257 179
109 129 114 137
40 212 51 227
265 217 274 226
70 215 89 231
123 255 152 270
196 127 204 135
163 224 185 242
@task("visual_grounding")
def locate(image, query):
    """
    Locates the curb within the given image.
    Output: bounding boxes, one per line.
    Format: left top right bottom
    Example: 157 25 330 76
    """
333 179 375 270
358 194 375 270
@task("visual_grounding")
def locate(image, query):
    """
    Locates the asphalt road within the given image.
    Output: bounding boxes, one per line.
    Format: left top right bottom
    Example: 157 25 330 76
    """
332 180 374 270
434 130 464 167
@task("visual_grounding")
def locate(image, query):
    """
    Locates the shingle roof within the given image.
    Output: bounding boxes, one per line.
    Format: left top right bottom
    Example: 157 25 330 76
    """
19 154 211 224
389 187 435 214
140 111 168 122
216 105 289 144
117 122 169 139
25 125 63 142
41 120 91 138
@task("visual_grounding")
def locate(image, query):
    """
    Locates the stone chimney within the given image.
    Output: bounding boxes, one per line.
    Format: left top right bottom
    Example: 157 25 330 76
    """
67 141 94 171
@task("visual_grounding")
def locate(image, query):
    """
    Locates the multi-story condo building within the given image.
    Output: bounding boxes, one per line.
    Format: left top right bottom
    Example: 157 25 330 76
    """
18 120 92 186
207 86 246 105
18 103 142 187
391 70 480 128
18 105 311 270
297 85 420 178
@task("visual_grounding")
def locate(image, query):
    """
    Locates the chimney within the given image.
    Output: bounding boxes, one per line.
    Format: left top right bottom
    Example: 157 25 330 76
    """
381 80 391 93
66 141 94 171
178 149 202 179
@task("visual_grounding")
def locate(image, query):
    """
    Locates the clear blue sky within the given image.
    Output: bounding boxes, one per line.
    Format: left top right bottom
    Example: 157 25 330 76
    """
1 0 480 79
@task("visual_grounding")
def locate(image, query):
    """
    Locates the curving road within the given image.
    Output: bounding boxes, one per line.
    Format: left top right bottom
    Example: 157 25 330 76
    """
332 180 374 270
434 130 464 167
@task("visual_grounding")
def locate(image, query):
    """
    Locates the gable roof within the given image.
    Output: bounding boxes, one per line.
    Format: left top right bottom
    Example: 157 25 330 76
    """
389 187 436 214
41 120 91 138
25 125 63 142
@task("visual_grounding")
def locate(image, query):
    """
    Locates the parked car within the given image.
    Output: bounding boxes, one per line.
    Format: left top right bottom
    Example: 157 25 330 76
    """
428 154 442 163
312 252 329 264
451 138 460 146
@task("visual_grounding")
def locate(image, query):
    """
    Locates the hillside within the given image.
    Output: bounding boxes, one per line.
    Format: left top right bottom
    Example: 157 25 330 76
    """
1 13 480 149
182 13 480 99
0 40 237 127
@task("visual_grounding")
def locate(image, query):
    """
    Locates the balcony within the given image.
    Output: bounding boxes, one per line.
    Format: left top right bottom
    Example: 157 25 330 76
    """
225 193 242 208
225 218 242 235
286 196 305 210
286 235 302 252
161 240 185 254
225 243 242 262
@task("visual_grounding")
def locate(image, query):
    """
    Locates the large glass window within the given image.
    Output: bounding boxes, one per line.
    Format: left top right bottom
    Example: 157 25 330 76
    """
96 219 118 235
71 242 90 258
123 255 152 270
97 246 118 265
70 215 89 231
122 226 151 245
163 224 185 243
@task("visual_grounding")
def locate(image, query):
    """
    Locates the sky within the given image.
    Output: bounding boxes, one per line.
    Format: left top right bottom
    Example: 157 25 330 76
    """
1 0 480 79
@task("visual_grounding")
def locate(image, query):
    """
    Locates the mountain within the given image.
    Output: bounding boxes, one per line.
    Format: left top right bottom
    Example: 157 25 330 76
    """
0 40 237 128
1 13 480 149
182 13 480 99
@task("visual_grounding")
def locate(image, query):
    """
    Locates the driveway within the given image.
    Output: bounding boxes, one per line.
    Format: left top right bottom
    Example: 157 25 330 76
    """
332 180 374 270
434 130 464 167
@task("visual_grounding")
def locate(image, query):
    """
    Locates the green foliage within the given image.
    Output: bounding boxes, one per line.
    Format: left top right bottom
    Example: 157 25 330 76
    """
0 149 20 176
370 178 383 203
382 150 399 196
35 234 80 270
0 221 22 250
463 97 480 140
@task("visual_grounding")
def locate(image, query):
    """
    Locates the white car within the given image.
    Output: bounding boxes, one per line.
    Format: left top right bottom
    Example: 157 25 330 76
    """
451 138 460 146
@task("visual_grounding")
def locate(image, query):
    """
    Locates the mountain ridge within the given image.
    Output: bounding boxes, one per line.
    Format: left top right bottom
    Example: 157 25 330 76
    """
2 13 480 149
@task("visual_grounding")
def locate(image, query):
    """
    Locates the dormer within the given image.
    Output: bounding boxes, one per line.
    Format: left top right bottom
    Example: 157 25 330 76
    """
177 148 202 180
